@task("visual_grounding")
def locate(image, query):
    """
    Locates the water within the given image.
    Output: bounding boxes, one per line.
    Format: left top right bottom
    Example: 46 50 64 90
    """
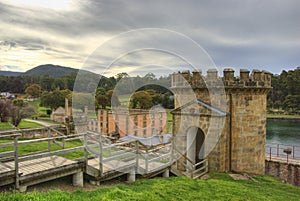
266 119 300 145
266 119 300 159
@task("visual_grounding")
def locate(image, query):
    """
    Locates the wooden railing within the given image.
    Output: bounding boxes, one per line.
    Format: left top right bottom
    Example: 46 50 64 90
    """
172 146 208 178
83 131 173 175
0 134 21 188
1 129 208 183
137 143 172 174
85 132 137 175
0 132 89 188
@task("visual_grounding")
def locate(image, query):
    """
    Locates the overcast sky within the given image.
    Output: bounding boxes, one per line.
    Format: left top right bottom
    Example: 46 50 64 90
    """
0 0 299 76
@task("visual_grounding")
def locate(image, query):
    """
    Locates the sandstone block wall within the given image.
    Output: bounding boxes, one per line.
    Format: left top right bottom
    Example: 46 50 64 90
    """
171 68 272 175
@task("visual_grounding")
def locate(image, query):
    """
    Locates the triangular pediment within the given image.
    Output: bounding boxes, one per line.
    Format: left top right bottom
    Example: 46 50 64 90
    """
171 99 227 116
53 106 66 115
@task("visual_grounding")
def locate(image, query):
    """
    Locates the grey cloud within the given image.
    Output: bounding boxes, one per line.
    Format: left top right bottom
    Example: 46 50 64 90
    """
0 0 299 74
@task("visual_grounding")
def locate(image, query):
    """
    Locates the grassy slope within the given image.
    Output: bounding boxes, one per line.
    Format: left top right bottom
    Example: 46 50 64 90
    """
0 173 299 201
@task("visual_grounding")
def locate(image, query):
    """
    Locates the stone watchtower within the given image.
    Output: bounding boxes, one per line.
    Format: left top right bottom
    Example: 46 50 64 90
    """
171 68 272 174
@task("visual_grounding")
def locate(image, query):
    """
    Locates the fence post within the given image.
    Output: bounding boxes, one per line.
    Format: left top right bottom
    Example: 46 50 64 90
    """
84 133 88 164
170 142 173 166
292 146 295 159
62 138 65 149
135 141 139 173
47 128 51 152
269 147 272 160
145 148 149 173
99 135 103 175
14 136 19 189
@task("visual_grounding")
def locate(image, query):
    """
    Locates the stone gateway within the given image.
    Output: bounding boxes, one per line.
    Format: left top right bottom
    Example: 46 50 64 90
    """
171 68 272 175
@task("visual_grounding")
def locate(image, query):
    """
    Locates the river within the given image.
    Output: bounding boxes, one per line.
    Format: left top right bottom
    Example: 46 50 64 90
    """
266 119 300 159
266 119 300 145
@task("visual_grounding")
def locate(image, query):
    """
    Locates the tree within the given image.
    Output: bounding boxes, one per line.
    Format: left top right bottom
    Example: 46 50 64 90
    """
25 84 41 98
96 94 108 109
0 100 11 122
72 92 94 111
116 72 129 81
130 91 153 109
10 98 36 127
106 90 120 107
267 67 300 113
283 95 300 113
96 87 106 96
162 93 174 109
144 72 155 80
40 89 72 110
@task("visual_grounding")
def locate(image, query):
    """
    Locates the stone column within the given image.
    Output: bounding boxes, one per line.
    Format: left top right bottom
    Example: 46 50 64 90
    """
73 171 84 187
127 169 136 182
163 169 170 178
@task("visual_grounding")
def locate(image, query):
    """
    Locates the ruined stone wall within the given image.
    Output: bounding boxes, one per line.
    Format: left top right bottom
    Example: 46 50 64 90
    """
96 109 168 138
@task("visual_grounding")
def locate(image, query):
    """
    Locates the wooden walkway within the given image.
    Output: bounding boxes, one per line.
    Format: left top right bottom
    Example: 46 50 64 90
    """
5 156 84 191
0 131 86 191
86 159 136 182
84 133 172 183
0 162 15 186
0 130 207 191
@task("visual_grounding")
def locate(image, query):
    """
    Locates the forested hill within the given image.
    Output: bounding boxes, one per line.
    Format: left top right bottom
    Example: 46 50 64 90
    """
22 64 79 77
268 67 300 114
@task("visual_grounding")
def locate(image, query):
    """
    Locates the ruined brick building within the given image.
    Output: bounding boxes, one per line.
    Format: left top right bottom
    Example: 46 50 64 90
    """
88 108 168 138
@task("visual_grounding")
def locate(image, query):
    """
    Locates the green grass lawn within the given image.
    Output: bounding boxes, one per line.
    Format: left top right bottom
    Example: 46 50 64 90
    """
0 139 84 160
267 114 300 119
0 120 43 131
0 173 299 201
0 122 12 130
18 121 44 129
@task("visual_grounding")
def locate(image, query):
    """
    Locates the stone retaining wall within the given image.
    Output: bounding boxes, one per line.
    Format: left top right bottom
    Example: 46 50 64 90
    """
265 159 300 186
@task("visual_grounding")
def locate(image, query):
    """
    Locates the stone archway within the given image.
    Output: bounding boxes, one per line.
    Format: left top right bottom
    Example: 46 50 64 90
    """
187 126 205 170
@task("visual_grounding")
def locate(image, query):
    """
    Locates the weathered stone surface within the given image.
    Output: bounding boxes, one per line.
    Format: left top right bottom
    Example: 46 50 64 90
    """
171 69 271 175
265 159 300 186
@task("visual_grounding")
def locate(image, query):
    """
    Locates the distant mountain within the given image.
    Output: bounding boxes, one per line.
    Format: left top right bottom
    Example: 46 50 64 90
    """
0 70 22 77
22 64 79 77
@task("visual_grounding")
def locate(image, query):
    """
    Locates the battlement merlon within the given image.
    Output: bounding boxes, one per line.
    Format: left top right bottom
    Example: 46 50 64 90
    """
171 68 272 88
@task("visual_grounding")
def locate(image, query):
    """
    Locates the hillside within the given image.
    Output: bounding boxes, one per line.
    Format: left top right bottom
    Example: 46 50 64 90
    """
22 64 79 77
0 173 299 201
0 70 22 77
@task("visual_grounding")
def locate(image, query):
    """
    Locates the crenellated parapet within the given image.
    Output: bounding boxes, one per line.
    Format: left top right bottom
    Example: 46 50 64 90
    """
171 68 272 88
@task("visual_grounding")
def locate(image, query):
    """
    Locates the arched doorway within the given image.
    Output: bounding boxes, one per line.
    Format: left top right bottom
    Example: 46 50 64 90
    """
186 127 205 171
